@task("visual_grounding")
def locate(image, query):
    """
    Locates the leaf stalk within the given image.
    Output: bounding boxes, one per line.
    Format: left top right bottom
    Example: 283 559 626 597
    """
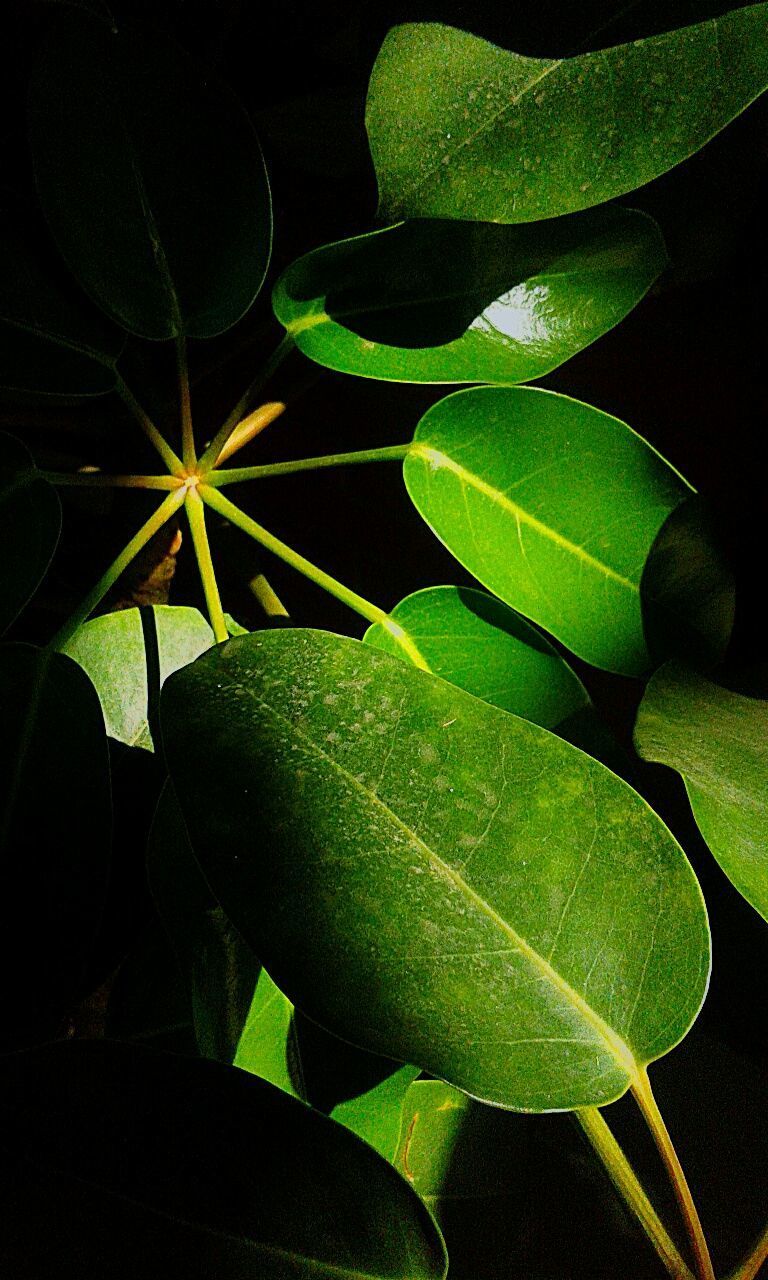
184 487 229 644
206 443 412 487
198 332 295 471
114 373 184 475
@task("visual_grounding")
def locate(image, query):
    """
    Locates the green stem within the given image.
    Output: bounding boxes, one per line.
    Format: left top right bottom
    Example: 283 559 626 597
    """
575 1107 694 1280
49 488 186 651
184 488 228 644
43 471 182 491
114 373 184 475
206 444 412 487
728 1222 768 1280
199 485 429 669
198 333 295 472
632 1069 715 1280
177 335 196 471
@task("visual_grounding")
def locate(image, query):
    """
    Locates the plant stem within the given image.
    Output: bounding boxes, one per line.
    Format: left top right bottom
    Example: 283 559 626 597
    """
250 573 289 619
49 488 186 651
114 373 184 475
43 471 182 491
575 1107 694 1280
177 335 196 472
199 485 429 668
215 401 286 466
206 444 412 487
198 333 295 471
727 1222 768 1280
632 1069 715 1280
184 487 229 644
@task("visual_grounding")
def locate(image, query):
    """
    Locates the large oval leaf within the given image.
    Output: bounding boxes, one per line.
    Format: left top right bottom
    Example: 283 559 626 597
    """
63 606 221 750
635 662 768 924
161 629 710 1112
28 12 271 339
0 432 61 635
0 645 111 1042
0 215 123 396
403 387 690 675
367 9 768 224
0 1039 447 1280
273 208 666 383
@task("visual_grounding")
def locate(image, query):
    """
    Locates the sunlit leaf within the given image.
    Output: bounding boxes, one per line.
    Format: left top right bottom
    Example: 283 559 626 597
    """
162 629 710 1112
0 645 111 1042
367 8 768 223
0 433 60 635
0 215 122 397
635 662 768 923
28 11 272 339
273 209 666 383
403 386 691 675
0 1039 447 1279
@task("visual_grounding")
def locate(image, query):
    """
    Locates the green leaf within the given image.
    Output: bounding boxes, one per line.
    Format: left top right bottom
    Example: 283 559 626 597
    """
0 645 111 1042
403 386 691 675
367 8 768 224
0 1040 447 1280
0 215 123 397
148 783 260 1063
63 605 222 750
28 12 272 339
162 629 710 1112
635 662 768 923
0 432 61 635
273 208 666 384
234 966 298 1096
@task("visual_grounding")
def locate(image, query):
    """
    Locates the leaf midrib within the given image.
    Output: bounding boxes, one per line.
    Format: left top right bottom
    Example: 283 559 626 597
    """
410 443 638 592
227 669 639 1084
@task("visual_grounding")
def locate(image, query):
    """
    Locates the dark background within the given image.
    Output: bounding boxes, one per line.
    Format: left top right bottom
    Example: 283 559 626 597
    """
2 2 768 1275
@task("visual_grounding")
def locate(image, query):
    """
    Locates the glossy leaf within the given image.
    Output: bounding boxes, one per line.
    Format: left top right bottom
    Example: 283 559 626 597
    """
0 433 61 635
0 645 111 1042
635 662 768 923
148 784 260 1063
0 216 122 396
0 1040 447 1280
403 386 690 675
63 606 222 750
28 12 272 339
367 8 768 224
273 208 666 383
162 629 710 1112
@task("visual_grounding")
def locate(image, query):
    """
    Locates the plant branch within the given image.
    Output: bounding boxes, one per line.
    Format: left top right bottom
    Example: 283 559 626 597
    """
199 485 429 668
114 373 184 475
177 335 196 471
206 444 412 487
575 1107 694 1280
727 1221 768 1280
214 401 286 466
632 1069 715 1280
43 471 182 491
198 333 295 471
184 488 229 644
49 487 187 651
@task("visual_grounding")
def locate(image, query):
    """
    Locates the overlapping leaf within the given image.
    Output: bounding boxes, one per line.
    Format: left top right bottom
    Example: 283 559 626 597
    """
28 12 272 338
403 387 691 675
367 8 768 224
0 645 111 1042
0 433 60 635
0 216 122 396
635 662 768 923
162 629 710 1112
273 209 666 383
0 1040 447 1279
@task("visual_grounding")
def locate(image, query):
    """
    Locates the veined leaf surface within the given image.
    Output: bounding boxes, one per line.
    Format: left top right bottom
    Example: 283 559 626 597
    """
162 629 710 1112
28 12 271 339
403 387 690 675
367 9 768 223
0 432 60 635
635 662 768 923
273 209 666 383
